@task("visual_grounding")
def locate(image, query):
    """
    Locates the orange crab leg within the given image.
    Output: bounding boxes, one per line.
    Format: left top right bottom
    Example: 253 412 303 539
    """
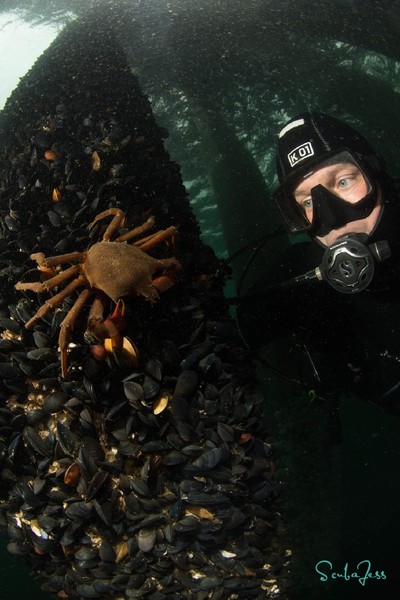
135 226 178 252
152 264 182 293
115 216 155 243
87 208 127 242
88 208 125 230
24 275 86 329
59 288 93 378
101 213 127 242
41 252 84 268
28 252 56 277
86 294 109 342
15 265 80 293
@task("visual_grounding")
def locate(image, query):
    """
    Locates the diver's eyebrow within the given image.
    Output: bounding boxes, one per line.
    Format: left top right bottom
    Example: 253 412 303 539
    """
294 190 309 202
330 164 358 175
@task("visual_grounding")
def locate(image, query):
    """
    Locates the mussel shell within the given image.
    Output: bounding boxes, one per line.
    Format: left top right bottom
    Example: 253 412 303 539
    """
14 298 36 323
0 338 23 351
0 362 22 379
185 492 230 506
33 330 52 348
162 451 187 466
80 437 105 463
8 434 24 462
64 462 81 487
23 426 52 457
141 440 169 454
26 409 49 427
64 501 94 522
143 375 160 401
123 381 143 404
174 421 198 443
99 539 116 562
173 515 201 534
43 391 68 414
198 353 223 380
75 584 101 599
173 370 198 398
4 215 20 232
56 422 79 457
92 580 113 595
93 499 114 526
130 479 150 497
86 471 109 501
137 528 156 553
170 395 192 423
199 577 223 591
75 547 99 561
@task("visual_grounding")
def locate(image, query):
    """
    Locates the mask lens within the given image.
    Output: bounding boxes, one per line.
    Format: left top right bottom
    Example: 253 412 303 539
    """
274 186 311 233
274 151 374 234
308 151 372 203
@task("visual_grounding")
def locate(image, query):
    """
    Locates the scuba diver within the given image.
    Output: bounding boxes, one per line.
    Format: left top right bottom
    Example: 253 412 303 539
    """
236 111 400 417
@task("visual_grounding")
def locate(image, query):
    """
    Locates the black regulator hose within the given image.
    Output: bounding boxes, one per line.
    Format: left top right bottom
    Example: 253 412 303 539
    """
227 235 392 304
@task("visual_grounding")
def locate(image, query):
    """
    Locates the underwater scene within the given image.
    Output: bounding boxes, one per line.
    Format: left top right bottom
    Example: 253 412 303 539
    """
0 1 400 599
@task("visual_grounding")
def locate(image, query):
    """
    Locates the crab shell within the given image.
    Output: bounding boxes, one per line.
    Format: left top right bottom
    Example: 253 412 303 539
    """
82 242 178 304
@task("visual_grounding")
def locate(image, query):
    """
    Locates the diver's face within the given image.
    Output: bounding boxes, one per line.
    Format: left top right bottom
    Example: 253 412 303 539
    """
293 161 382 246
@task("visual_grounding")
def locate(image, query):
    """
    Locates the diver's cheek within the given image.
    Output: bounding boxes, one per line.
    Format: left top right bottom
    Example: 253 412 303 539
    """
304 208 313 223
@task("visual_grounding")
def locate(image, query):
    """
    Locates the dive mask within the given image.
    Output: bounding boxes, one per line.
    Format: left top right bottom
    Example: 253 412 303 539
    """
274 151 377 236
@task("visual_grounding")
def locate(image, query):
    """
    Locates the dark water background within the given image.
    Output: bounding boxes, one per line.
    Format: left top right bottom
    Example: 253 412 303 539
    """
1 0 400 598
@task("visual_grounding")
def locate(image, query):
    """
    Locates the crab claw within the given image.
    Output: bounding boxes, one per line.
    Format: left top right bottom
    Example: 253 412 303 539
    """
86 298 126 349
152 265 181 293
101 299 126 351
104 299 126 334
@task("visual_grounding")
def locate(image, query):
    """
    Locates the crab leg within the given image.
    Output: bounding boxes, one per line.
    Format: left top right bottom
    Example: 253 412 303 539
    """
15 265 80 293
59 288 93 378
24 275 86 329
87 208 127 242
152 260 182 293
41 252 84 268
85 294 108 342
88 208 125 229
134 226 178 252
115 216 155 243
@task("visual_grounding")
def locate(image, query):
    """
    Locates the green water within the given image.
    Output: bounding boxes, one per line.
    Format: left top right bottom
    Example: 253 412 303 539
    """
255 367 400 600
0 542 51 599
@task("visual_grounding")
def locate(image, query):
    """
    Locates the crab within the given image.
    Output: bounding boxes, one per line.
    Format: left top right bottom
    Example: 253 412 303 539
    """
15 208 181 378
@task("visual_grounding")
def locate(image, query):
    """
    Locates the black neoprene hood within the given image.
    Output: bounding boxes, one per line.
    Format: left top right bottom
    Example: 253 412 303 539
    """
276 112 380 185
274 112 383 234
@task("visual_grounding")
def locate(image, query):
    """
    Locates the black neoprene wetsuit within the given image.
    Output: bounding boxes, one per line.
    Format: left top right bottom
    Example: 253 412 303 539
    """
236 235 400 413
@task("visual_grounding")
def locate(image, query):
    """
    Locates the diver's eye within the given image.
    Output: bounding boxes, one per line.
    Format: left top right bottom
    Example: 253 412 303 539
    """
302 198 313 209
338 177 351 189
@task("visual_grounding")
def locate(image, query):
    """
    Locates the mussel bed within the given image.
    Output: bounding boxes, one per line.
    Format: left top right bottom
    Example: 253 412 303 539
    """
0 16 289 600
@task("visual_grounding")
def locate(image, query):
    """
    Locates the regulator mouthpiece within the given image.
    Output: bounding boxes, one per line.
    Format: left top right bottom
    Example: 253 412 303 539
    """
318 235 391 293
293 235 391 293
